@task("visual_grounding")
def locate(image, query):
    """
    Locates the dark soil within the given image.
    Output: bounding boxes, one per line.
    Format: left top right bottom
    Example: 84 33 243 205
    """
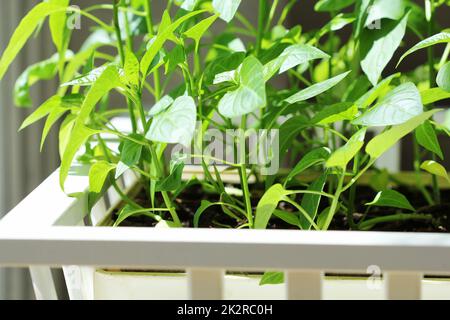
113 183 450 232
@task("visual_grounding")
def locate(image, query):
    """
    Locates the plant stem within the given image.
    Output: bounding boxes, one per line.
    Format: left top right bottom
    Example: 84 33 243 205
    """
265 0 279 33
341 159 376 193
136 94 148 131
113 0 125 65
148 145 182 227
322 173 345 230
97 134 142 208
144 0 161 100
238 115 253 228
283 198 320 230
113 0 137 133
328 12 335 78
255 0 267 56
123 1 134 50
359 214 433 230
235 13 256 33
347 152 360 229
413 137 434 205
290 190 336 199
426 0 441 204
277 0 296 26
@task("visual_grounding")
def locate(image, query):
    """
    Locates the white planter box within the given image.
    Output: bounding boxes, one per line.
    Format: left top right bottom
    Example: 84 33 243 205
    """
64 268 450 300
1 165 450 300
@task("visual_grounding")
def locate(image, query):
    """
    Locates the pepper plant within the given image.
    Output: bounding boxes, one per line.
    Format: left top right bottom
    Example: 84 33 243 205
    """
0 0 449 235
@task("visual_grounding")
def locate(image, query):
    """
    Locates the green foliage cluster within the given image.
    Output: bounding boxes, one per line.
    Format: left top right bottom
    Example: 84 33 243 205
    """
0 0 449 247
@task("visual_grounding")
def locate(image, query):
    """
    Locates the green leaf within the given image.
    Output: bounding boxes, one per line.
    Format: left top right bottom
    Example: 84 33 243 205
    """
40 94 83 151
114 204 140 227
314 0 355 12
437 61 450 93
421 88 450 105
326 128 367 169
49 0 70 52
360 12 409 85
59 114 76 158
146 95 197 147
272 209 300 227
366 109 440 159
218 56 266 118
299 172 328 230
204 52 245 84
194 200 215 228
366 189 415 211
175 0 199 11
278 115 310 157
420 160 450 183
259 272 284 286
369 169 390 191
60 31 113 86
317 207 331 230
60 124 100 189
116 136 143 179
318 13 356 38
285 147 331 184
398 32 450 66
123 48 140 87
164 45 185 75
213 70 237 85
140 10 205 78
355 73 400 109
312 102 358 125
263 44 329 80
14 53 65 107
19 95 61 130
60 66 121 189
415 121 443 160
0 2 68 81
355 0 372 38
41 106 68 150
89 161 116 194
184 14 218 53
285 71 351 104
364 0 406 27
156 160 185 192
255 184 293 229
353 83 423 126
212 0 242 22
113 205 162 227
148 95 174 116
77 66 122 123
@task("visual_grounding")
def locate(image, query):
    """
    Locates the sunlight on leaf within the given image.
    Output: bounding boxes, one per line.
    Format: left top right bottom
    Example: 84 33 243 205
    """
437 61 450 93
366 189 415 211
415 121 443 160
366 109 440 159
420 160 450 183
146 95 197 147
218 56 266 118
360 12 409 85
398 32 450 66
89 161 116 193
285 71 350 104
255 184 294 229
212 0 242 22
326 128 366 169
353 83 423 126
0 2 68 80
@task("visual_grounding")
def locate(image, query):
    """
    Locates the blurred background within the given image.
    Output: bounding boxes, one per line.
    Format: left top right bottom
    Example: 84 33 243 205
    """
0 0 448 299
